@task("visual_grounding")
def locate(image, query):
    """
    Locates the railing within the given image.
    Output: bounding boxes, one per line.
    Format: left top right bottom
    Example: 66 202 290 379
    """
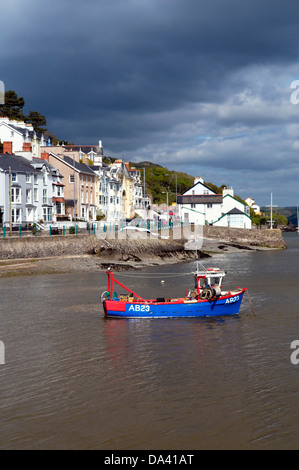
0 223 96 238
0 219 187 238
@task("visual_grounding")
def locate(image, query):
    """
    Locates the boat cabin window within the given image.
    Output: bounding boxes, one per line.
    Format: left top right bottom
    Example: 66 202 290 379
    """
209 276 222 286
197 277 208 288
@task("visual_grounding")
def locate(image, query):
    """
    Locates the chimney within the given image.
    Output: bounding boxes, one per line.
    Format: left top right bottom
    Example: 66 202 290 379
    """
41 152 49 162
194 176 204 185
3 141 13 154
23 142 32 152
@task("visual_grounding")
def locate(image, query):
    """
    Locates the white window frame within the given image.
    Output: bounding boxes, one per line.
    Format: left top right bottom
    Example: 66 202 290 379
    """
11 187 21 203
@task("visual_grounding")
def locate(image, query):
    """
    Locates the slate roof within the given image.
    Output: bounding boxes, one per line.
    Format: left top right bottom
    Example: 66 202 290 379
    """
32 158 63 178
63 145 102 155
178 194 223 204
0 153 39 173
226 207 244 215
4 122 43 140
62 156 97 176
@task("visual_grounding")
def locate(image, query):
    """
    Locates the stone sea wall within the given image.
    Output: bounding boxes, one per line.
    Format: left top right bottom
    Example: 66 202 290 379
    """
202 226 286 249
0 234 197 262
0 225 286 262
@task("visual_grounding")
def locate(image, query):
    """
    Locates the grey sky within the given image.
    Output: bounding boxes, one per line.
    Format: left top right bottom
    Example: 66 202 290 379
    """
1 0 299 206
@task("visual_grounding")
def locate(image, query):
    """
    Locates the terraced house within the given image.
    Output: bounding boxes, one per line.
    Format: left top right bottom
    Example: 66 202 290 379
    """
42 150 97 221
0 117 46 158
0 148 65 228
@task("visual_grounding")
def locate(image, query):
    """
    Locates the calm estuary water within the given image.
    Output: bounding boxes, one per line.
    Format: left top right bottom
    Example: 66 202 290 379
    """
1 232 299 450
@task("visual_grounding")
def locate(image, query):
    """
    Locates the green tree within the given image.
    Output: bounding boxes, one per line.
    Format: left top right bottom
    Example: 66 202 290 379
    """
272 213 288 226
0 90 25 120
25 111 47 134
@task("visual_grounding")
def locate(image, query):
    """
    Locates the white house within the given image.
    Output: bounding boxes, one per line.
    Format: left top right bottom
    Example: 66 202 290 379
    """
178 177 252 228
0 118 45 158
245 197 261 215
31 158 65 223
93 162 123 221
0 151 64 228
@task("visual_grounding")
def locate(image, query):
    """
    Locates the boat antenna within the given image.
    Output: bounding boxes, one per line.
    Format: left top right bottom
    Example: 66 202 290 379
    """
194 236 206 273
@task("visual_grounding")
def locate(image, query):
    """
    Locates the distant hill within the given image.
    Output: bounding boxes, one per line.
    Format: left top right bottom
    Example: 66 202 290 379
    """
261 206 298 225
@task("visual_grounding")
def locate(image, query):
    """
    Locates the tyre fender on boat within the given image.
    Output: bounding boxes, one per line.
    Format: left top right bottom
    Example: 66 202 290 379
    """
200 288 211 300
200 287 219 300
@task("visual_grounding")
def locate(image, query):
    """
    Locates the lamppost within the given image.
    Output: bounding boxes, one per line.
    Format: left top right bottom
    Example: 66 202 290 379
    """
143 168 146 221
162 190 169 223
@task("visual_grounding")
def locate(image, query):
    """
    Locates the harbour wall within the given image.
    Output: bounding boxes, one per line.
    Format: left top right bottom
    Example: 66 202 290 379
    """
0 234 196 262
202 226 286 249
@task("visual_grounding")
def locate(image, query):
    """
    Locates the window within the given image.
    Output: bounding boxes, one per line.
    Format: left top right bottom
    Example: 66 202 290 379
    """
81 191 84 203
34 174 38 185
43 173 47 186
43 189 48 204
26 189 32 204
207 203 213 208
69 175 75 183
34 188 39 202
11 188 21 203
11 173 17 182
227 214 243 228
57 186 64 197
56 202 63 215
191 203 195 209
26 208 34 222
43 207 52 223
26 174 32 183
12 208 21 224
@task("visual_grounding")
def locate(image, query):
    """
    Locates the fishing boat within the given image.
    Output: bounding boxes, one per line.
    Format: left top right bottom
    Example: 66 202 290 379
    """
101 266 247 319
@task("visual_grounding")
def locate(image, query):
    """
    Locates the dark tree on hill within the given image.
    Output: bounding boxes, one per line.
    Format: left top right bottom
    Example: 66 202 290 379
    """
0 90 26 120
25 111 47 134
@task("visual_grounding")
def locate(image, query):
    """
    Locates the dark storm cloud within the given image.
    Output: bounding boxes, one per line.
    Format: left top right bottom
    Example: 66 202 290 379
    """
1 0 299 204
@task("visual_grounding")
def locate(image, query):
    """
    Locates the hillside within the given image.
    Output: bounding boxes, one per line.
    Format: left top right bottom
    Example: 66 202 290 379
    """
130 161 247 205
131 162 194 204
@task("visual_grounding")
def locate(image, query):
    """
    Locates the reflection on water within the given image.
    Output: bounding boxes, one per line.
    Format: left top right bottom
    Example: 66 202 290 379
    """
1 233 299 449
